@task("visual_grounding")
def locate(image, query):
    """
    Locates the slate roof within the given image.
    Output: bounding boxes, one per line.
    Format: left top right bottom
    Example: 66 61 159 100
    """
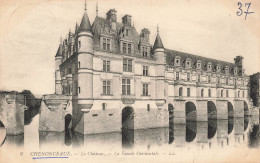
78 12 92 32
55 43 62 57
153 33 164 50
165 48 236 74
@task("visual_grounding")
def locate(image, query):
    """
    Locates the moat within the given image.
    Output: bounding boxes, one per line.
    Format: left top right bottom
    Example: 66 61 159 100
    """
0 106 259 155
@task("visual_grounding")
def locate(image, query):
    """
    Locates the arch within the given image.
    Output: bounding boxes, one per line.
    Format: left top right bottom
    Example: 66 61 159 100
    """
228 117 234 134
179 87 183 96
0 120 6 147
122 107 134 129
185 101 197 121
228 102 234 118
168 104 174 125
65 114 72 130
207 101 217 119
244 101 249 117
244 117 249 131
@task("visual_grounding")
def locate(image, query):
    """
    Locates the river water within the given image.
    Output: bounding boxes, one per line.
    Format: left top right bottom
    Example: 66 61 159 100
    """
0 111 260 162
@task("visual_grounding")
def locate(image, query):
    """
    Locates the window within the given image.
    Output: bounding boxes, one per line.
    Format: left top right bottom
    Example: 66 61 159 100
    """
221 90 223 97
103 81 111 95
238 91 240 97
142 46 148 57
142 83 149 96
78 62 81 69
123 58 132 72
143 66 148 76
201 89 204 97
123 43 127 53
226 78 229 85
234 79 237 86
217 77 220 84
103 60 110 72
243 91 245 98
122 79 131 95
102 103 106 110
103 38 111 51
197 61 202 69
128 44 131 54
208 89 211 97
198 74 200 82
126 29 129 36
226 90 229 97
176 72 179 80
175 57 181 66
147 104 150 111
187 73 190 81
208 76 211 83
179 87 183 96
187 88 190 97
78 87 81 94
78 41 81 49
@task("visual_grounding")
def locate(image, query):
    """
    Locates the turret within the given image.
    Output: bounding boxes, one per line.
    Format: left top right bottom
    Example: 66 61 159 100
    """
234 56 244 76
153 26 166 109
55 39 63 94
76 4 94 112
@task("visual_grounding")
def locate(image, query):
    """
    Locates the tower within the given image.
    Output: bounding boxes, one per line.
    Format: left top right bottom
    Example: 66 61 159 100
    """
153 26 166 109
234 56 244 76
76 3 94 112
55 39 62 94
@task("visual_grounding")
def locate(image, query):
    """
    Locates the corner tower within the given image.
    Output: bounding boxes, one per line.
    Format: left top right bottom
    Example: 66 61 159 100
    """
153 26 166 109
76 5 94 111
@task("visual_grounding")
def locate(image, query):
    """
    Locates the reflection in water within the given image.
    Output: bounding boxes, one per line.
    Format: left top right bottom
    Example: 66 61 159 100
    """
244 117 249 131
186 121 196 142
248 125 260 148
208 119 217 139
228 118 234 134
122 128 134 149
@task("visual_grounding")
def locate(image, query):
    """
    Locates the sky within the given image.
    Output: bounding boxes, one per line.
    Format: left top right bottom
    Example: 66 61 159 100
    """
0 0 259 95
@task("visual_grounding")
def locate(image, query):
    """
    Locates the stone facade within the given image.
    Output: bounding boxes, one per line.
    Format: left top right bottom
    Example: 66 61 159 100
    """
49 5 250 134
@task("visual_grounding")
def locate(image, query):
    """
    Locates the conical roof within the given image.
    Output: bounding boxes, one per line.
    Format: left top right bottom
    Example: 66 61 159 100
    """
153 33 164 50
55 43 62 57
78 12 92 32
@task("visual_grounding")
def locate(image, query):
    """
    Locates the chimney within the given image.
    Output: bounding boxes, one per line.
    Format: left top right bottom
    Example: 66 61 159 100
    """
106 9 117 22
122 15 132 26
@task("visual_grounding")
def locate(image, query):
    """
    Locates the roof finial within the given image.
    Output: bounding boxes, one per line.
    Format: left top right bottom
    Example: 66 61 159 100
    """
96 2 98 16
84 0 87 11
157 25 159 34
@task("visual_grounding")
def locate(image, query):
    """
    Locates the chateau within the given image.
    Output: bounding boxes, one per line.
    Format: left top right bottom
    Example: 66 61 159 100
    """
50 4 250 134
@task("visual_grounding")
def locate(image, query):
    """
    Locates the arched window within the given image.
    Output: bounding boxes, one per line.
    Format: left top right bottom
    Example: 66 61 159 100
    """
226 90 229 97
179 87 183 97
201 89 204 97
221 90 223 97
208 89 211 97
187 88 190 97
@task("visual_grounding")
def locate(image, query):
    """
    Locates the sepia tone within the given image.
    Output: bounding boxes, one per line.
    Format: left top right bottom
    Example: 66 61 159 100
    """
0 0 260 162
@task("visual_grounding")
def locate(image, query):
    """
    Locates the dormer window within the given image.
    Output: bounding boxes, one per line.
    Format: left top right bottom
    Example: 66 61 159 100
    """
225 66 229 74
174 56 181 66
142 46 149 57
185 58 192 68
122 42 132 55
126 29 129 36
216 64 221 72
207 62 212 71
102 38 111 51
234 68 238 75
196 60 202 69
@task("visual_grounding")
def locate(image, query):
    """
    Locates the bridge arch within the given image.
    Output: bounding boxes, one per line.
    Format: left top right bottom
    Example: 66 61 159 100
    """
168 103 174 125
65 114 72 130
207 101 217 120
228 102 234 118
185 101 196 121
244 101 249 117
0 120 6 147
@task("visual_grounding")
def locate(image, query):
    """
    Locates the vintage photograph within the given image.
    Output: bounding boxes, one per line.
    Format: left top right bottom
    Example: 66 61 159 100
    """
0 0 259 162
